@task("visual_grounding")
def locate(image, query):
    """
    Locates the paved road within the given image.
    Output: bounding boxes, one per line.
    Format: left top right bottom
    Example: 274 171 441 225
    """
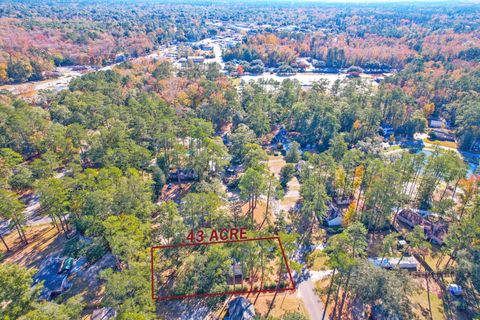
292 243 330 320
297 269 333 320
298 276 324 320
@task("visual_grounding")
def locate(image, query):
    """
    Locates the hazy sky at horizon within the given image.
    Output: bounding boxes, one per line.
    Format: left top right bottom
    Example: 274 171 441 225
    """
261 0 478 2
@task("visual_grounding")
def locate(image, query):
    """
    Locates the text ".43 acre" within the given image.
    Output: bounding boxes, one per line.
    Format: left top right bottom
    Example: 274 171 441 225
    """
186 228 248 243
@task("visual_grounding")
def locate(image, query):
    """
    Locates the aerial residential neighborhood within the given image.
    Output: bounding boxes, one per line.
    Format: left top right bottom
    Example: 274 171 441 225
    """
0 1 479 320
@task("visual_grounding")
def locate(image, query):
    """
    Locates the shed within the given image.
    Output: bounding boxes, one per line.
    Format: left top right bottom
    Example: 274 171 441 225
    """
227 263 244 285
429 118 448 129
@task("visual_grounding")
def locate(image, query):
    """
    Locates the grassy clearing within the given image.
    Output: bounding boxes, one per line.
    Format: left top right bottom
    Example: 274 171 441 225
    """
424 138 458 149
411 288 446 320
267 155 286 177
242 200 273 227
386 145 401 152
308 251 329 271
230 77 241 87
424 251 454 272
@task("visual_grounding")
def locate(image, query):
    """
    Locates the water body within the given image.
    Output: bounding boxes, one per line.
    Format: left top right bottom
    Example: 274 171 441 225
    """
240 72 378 87
417 149 478 177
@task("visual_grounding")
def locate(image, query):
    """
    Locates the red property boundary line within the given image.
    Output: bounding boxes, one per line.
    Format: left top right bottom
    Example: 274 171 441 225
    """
150 236 296 300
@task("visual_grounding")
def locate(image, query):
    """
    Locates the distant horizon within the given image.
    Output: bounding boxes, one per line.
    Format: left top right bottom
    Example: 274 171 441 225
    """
7 0 480 4
145 0 480 3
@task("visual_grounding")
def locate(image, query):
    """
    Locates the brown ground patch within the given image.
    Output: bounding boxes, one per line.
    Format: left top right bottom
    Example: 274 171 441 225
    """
281 176 301 211
248 291 307 319
424 139 458 150
241 200 273 228
267 155 286 177
157 182 193 203
309 252 329 272
0 224 65 268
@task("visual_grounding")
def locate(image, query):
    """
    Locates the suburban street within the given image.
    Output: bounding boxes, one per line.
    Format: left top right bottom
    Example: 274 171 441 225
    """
298 276 325 320
295 259 332 320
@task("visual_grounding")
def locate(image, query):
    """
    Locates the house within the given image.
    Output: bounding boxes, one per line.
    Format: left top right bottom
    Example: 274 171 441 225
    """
334 196 352 207
168 168 198 181
389 256 418 270
397 209 423 227
225 297 256 320
272 127 288 145
295 57 312 71
380 124 394 136
325 202 342 227
423 220 448 245
200 43 213 51
369 257 392 269
187 56 205 64
397 209 448 245
430 129 455 142
428 118 448 129
346 71 361 78
295 160 308 173
114 54 127 63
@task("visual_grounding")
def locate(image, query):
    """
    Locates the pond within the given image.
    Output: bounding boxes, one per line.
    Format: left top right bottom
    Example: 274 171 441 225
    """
240 72 378 87
416 149 478 177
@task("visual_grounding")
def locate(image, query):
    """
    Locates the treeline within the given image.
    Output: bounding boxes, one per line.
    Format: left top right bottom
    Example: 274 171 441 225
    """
0 1 216 84
224 33 413 71
386 61 480 151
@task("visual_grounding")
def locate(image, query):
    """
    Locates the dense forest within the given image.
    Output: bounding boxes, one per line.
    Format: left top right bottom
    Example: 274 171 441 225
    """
0 1 215 83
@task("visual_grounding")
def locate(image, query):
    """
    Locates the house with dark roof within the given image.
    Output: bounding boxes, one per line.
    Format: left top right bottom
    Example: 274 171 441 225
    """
397 209 449 245
397 209 423 227
430 129 455 142
423 220 449 245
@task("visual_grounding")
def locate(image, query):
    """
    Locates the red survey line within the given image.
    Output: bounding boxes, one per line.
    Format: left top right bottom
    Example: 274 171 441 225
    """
153 287 295 301
150 246 155 300
151 236 280 249
151 237 296 300
276 237 296 290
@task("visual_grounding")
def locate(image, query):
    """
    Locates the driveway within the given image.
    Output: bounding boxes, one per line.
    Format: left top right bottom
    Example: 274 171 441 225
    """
294 246 332 320
297 273 326 320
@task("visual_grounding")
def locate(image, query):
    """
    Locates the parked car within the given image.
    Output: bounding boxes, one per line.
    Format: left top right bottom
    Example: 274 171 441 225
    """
58 257 74 274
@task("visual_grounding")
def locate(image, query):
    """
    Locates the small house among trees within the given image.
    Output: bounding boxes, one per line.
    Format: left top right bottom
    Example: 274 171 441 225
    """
227 262 244 285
